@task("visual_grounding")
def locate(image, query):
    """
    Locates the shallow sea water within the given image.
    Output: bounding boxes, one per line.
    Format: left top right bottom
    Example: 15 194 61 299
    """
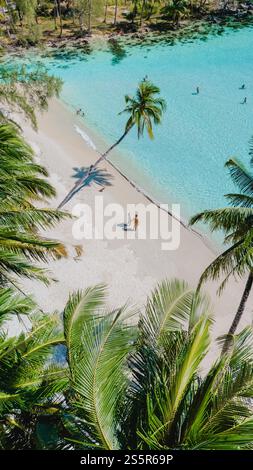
6 19 253 221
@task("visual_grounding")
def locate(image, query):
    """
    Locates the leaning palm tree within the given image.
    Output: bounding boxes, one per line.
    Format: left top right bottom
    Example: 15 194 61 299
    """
58 79 166 208
58 280 253 450
190 155 253 353
0 123 68 285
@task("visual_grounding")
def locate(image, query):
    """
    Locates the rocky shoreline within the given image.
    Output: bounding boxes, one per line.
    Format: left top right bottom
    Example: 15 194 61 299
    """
1 8 253 55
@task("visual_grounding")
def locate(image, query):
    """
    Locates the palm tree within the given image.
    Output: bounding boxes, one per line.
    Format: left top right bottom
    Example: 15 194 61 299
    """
114 0 118 25
0 66 66 285
2 279 253 449
58 280 253 450
190 156 253 353
0 287 67 449
57 0 64 37
87 0 92 33
103 0 108 23
54 0 63 36
58 79 166 209
162 0 189 27
140 0 146 27
2 0 16 34
0 123 68 285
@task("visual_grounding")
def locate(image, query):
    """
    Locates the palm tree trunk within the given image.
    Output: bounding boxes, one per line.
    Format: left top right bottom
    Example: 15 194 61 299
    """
87 0 92 33
140 0 145 27
4 0 16 33
222 271 253 354
54 0 59 30
57 127 132 209
79 13 84 33
1 4 11 37
17 8 23 28
57 0 63 37
114 0 118 25
104 0 108 23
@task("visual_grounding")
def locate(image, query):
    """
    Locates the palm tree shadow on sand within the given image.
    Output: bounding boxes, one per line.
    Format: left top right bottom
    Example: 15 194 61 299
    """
62 166 113 206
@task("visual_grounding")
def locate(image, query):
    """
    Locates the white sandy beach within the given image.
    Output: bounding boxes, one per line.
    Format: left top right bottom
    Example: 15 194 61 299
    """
13 97 253 363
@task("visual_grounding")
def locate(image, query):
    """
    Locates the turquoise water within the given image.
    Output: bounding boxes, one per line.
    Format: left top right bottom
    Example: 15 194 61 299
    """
6 22 253 220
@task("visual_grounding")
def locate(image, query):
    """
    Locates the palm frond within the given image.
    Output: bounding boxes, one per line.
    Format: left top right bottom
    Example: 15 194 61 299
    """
190 207 253 234
63 286 136 449
225 158 253 196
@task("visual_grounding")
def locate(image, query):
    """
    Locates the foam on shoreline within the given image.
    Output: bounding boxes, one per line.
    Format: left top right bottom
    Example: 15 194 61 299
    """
74 124 97 150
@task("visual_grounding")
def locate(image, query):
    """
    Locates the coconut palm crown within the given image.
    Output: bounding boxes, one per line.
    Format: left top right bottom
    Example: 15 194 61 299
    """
0 123 68 285
1 280 253 450
190 151 253 351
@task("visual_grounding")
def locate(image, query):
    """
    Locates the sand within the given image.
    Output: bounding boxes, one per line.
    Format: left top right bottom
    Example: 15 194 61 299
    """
12 97 253 364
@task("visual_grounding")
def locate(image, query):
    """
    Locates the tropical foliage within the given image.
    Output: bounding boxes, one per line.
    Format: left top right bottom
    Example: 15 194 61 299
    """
0 123 68 286
0 65 62 130
1 280 253 450
190 152 253 351
0 62 67 286
0 0 244 43
0 58 70 448
0 287 67 449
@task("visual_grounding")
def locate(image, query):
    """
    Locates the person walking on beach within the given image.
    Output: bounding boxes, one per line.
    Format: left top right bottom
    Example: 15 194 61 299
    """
134 213 139 232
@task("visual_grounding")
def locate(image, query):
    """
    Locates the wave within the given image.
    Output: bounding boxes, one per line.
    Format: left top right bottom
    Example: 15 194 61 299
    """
74 125 97 150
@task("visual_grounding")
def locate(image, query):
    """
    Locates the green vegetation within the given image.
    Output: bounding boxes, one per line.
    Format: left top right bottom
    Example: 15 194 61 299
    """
1 280 253 449
0 0 251 46
0 57 252 449
0 64 67 286
0 123 68 286
0 61 70 447
190 150 253 353
0 65 62 129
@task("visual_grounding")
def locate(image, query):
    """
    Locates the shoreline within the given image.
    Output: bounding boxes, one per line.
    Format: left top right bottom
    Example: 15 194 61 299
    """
60 97 216 254
14 96 253 367
2 13 253 55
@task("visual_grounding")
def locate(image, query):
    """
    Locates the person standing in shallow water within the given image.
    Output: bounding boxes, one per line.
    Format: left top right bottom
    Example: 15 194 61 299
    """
196 86 199 94
242 97 247 104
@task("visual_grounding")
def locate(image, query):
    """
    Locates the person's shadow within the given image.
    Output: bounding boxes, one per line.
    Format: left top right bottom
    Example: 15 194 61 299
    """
117 222 134 231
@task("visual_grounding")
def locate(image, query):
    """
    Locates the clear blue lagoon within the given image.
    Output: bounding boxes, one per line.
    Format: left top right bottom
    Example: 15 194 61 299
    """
6 21 253 221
